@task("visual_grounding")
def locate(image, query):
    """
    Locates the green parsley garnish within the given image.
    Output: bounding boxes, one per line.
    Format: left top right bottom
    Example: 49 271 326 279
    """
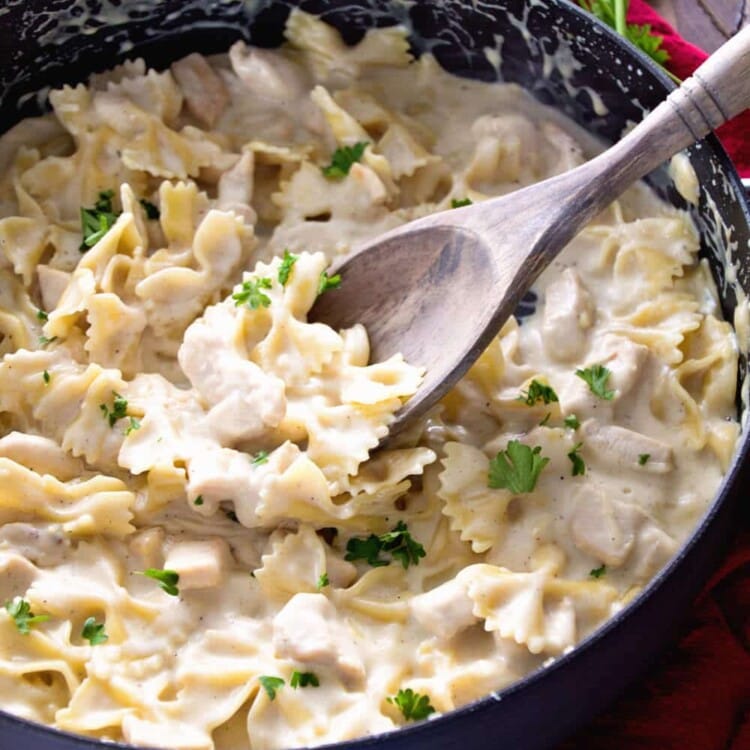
139 198 160 220
575 364 615 400
579 0 676 80
290 671 319 688
519 379 559 406
278 250 298 287
318 270 342 295
124 417 141 436
80 190 119 251
316 572 329 590
488 440 549 494
81 616 108 645
539 412 551 426
345 521 425 569
259 675 285 701
638 453 650 465
139 568 179 596
322 141 368 179
564 414 581 430
451 198 472 208
590 564 607 579
194 495 204 506
38 335 57 347
36 309 48 322
100 392 128 428
233 277 273 310
568 442 586 477
387 688 436 721
251 450 269 466
4 597 50 635
43 370 50 384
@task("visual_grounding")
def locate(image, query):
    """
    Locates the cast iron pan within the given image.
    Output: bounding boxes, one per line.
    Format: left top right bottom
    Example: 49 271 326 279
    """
0 1 748 749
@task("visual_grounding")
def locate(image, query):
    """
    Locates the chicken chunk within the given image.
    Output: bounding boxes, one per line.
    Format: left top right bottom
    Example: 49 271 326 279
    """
581 419 673 473
229 43 309 106
410 578 478 640
273 593 365 688
164 539 230 591
171 53 229 128
542 269 594 361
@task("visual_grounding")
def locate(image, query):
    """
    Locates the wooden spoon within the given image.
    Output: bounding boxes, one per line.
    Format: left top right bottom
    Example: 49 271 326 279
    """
310 27 750 442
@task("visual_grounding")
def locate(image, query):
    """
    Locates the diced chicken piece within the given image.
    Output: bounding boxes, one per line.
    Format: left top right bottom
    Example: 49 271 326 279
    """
628 524 677 580
0 432 82 481
170 53 229 128
542 269 594 361
0 524 70 567
37 265 72 311
217 151 256 224
128 527 166 569
273 593 365 688
410 578 478 640
569 486 639 566
582 419 673 473
229 42 309 105
164 539 230 591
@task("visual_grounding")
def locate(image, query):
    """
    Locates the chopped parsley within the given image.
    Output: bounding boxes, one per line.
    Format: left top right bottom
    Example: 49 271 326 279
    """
519 379 559 406
232 277 273 310
290 671 319 688
36 309 48 322
278 250 298 286
100 392 128 428
139 198 160 220
575 364 615 400
316 572 329 590
43 370 50 385
38 335 57 347
488 440 549 494
81 616 108 645
345 521 425 569
387 688 435 721
322 141 368 179
564 414 581 430
638 453 650 466
4 597 49 635
125 417 141 436
80 190 119 251
251 450 269 466
590 564 607 579
139 568 179 596
539 412 551 427
568 442 586 477
451 197 472 208
318 270 342 295
259 675 285 701
193 495 204 506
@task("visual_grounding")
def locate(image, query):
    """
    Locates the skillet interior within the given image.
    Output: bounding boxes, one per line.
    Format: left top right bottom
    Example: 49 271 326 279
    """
0 1 748 748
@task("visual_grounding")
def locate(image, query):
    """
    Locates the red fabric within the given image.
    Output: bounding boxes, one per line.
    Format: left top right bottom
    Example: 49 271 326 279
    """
563 6 750 747
626 0 750 178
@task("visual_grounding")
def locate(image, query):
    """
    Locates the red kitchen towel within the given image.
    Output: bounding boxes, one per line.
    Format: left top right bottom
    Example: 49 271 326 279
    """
562 5 750 747
626 0 750 178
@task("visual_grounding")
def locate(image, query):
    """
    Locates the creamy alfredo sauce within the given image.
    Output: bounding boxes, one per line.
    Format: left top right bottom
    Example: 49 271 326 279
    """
0 10 739 750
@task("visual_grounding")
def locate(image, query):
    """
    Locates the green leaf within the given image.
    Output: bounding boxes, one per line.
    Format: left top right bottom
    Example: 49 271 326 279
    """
139 198 160 220
345 522 425 569
80 191 119 251
564 414 581 430
590 564 607 579
259 675 285 701
125 416 141 436
451 197 472 208
316 572 329 590
290 671 319 688
43 370 50 385
251 450 269 466
539 412 551 426
36 308 48 322
638 453 650 465
278 249 298 286
519 379 559 406
568 442 586 477
387 688 436 721
100 391 129 428
139 568 180 596
317 270 342 295
193 495 204 506
488 440 549 494
575 364 615 400
321 141 368 179
232 277 273 310
38 335 57 347
81 616 108 645
4 597 50 635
